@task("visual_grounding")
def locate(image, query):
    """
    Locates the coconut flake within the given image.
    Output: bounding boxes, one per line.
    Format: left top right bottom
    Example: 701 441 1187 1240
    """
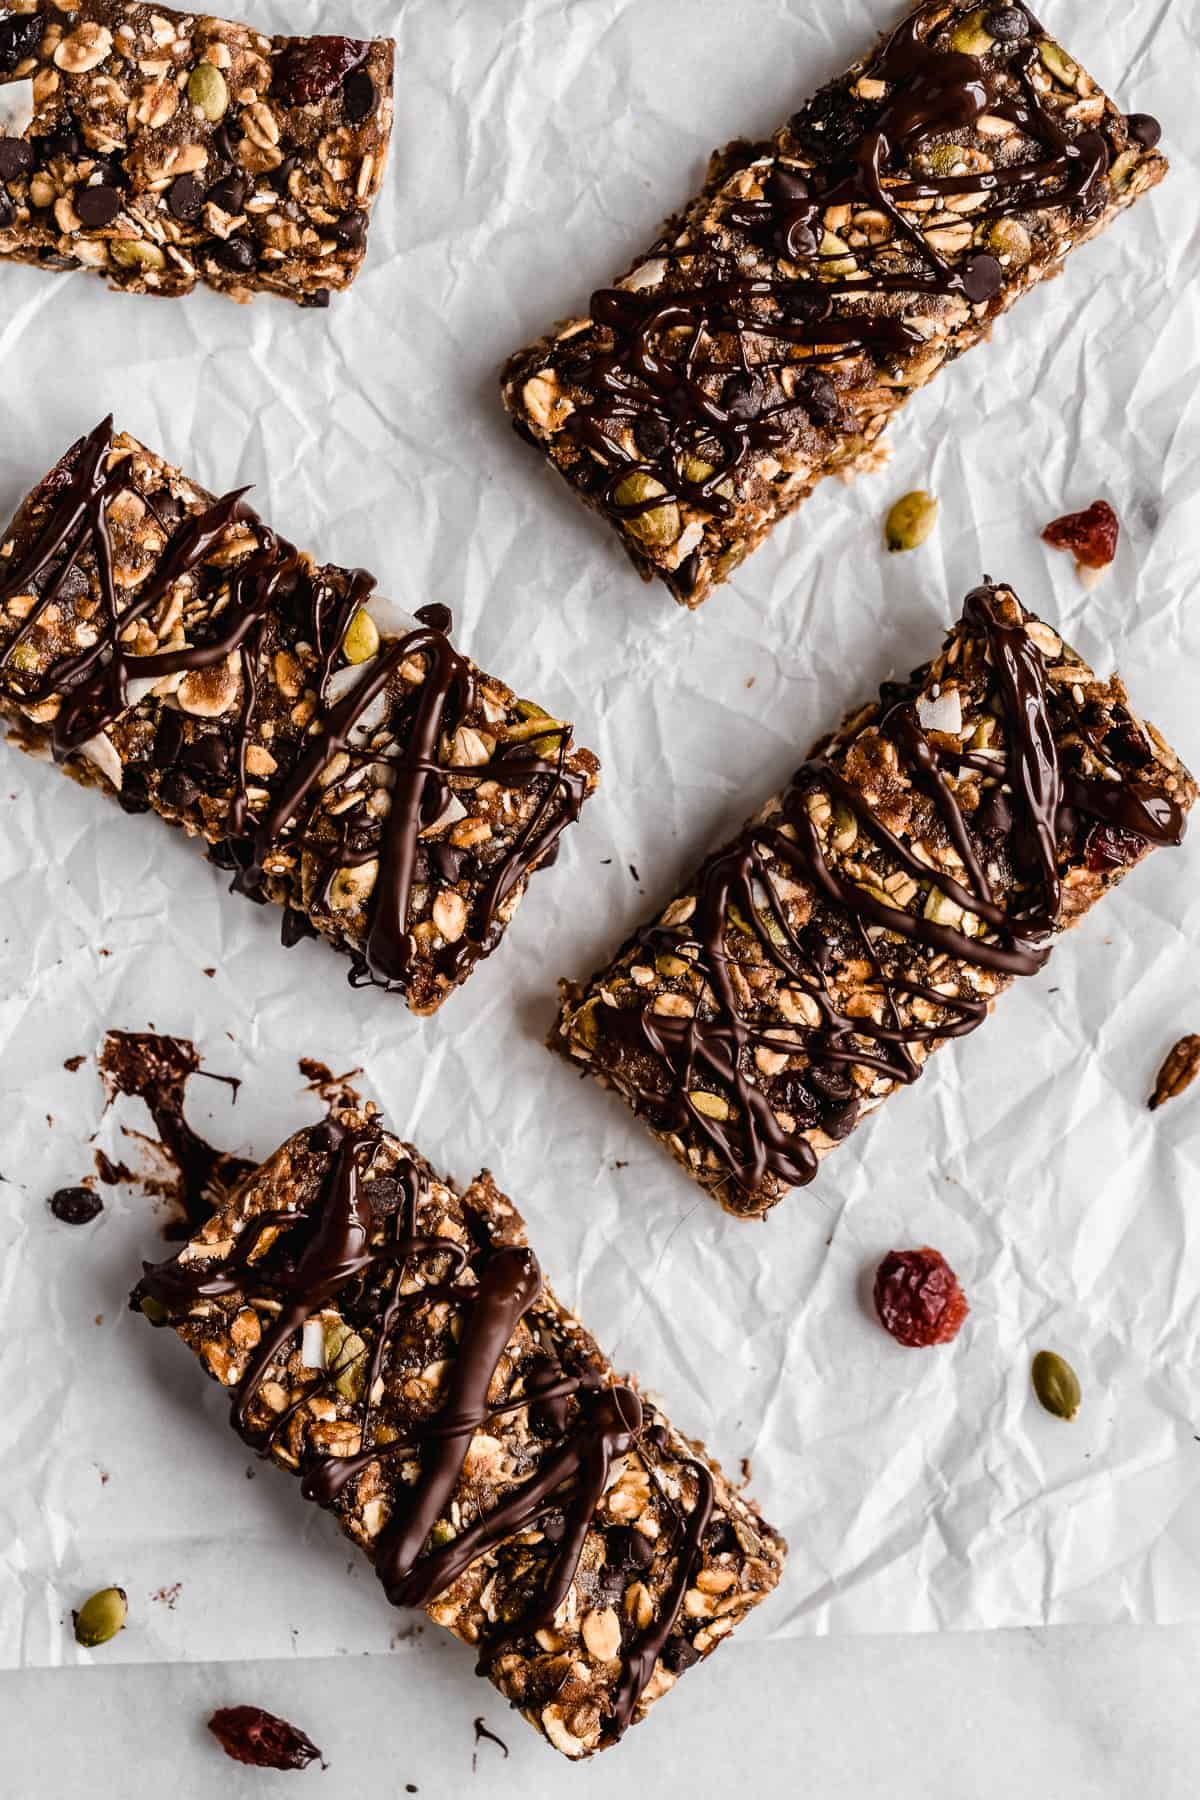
79 732 124 791
917 689 963 738
368 593 423 642
301 1319 327 1370
0 80 34 141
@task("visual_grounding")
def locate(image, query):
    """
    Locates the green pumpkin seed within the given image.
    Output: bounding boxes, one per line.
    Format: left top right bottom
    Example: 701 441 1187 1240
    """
188 62 229 122
885 489 939 553
109 239 165 271
74 1586 128 1647
341 606 379 665
1038 39 1079 89
688 1089 731 1121
323 1320 368 1401
613 471 681 548
1031 1349 1081 1421
987 218 1032 267
950 10 995 55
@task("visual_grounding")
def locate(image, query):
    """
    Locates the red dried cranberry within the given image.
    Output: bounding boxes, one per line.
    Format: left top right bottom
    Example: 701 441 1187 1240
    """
274 36 369 106
873 1246 969 1348
1083 821 1145 873
208 1706 321 1770
1042 499 1119 571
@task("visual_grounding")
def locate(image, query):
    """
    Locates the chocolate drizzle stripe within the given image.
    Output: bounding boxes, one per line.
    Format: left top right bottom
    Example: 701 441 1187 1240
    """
0 419 589 998
597 584 1186 1196
136 1128 709 1739
548 2 1153 535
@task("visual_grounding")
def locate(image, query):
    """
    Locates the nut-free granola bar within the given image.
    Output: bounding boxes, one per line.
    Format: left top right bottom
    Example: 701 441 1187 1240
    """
501 1 1166 606
553 583 1195 1217
0 420 598 1013
131 1100 787 1758
0 0 393 306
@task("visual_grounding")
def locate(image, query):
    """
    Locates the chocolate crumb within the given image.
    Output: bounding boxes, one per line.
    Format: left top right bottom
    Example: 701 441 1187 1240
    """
63 1054 86 1072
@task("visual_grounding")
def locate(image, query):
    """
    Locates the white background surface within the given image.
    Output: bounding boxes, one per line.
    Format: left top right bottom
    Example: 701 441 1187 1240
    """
1 0 1198 1789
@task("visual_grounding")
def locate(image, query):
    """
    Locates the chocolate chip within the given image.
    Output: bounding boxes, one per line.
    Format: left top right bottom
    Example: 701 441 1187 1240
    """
0 136 34 182
795 368 840 426
206 174 246 215
167 173 204 221
208 233 256 272
152 710 184 769
39 123 82 163
48 1186 103 1226
781 285 832 327
1125 112 1161 149
117 768 152 814
210 122 238 168
0 10 44 74
332 209 367 250
343 68 377 121
767 165 811 206
270 154 298 196
632 413 671 459
984 6 1029 39
159 768 199 810
660 1636 700 1674
960 251 1003 304
300 288 331 309
721 371 763 423
607 1527 655 1573
75 184 121 229
179 735 230 786
674 551 702 598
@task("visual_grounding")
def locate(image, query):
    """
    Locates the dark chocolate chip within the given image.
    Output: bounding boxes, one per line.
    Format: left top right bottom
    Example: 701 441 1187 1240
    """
342 68 377 122
208 233 256 272
960 251 1003 303
300 287 331 309
766 165 811 206
117 768 152 814
159 768 199 810
270 154 298 196
795 368 840 426
721 371 763 423
0 136 34 181
210 122 238 167
152 710 184 769
660 1636 700 1674
781 285 832 327
674 551 702 598
332 208 367 250
75 184 121 229
607 1527 655 1573
167 173 204 221
1125 112 1161 149
633 413 671 458
280 907 316 947
0 10 44 74
39 123 82 163
206 173 246 215
984 6 1029 39
48 1186 103 1226
415 602 452 633
179 734 230 786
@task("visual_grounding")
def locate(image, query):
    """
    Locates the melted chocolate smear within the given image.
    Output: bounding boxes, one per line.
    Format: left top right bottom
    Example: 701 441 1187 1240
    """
554 3 1145 535
599 583 1186 1197
99 1031 253 1229
135 1128 711 1743
0 420 587 1000
472 1718 509 1768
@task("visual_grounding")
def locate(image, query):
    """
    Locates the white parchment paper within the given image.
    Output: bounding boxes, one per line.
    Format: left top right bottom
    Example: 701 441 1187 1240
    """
1 0 1198 1676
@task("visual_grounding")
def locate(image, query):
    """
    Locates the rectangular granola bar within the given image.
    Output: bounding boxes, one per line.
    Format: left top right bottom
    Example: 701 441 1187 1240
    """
131 1100 786 1758
553 582 1195 1217
0 0 393 305
501 1 1167 606
0 420 598 1013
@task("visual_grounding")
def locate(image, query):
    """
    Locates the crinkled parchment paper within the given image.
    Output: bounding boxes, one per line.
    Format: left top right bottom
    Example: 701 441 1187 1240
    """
2 0 1198 1674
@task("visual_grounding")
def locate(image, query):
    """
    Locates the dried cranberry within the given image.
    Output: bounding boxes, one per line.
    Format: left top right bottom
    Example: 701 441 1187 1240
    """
208 1706 322 1770
633 413 671 458
873 1247 969 1348
790 85 875 162
0 10 44 73
769 1073 821 1128
721 371 763 423
48 1186 103 1225
274 36 369 107
1083 821 1145 873
1042 499 1119 571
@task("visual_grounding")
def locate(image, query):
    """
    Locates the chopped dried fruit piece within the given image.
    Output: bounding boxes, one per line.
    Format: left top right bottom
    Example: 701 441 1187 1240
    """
1042 499 1120 572
48 1186 103 1225
274 34 369 105
873 1247 969 1347
1084 821 1145 872
1031 1349 1081 1421
1149 1034 1200 1111
208 1706 322 1771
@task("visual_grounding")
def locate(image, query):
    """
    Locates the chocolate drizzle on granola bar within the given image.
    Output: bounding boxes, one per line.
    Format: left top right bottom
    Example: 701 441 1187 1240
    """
596 584 1186 1195
0 419 587 996
554 3 1144 540
137 1122 711 1740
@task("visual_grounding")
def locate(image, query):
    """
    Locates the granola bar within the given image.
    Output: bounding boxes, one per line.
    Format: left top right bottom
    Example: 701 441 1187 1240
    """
0 0 393 306
501 2 1166 606
553 583 1195 1217
0 420 598 1013
131 1100 787 1758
